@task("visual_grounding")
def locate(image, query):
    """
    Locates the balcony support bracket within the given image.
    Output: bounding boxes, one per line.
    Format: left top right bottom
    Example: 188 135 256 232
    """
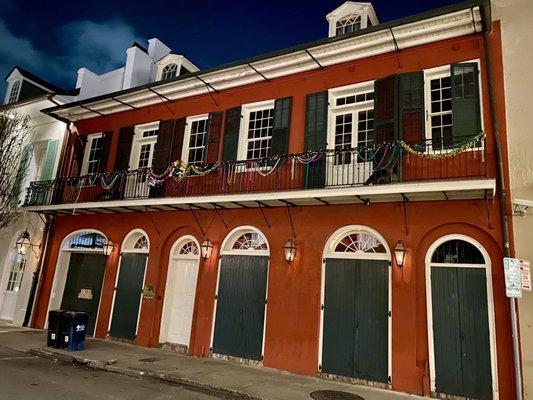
401 194 409 236
144 206 161 236
189 205 206 236
213 204 228 229
257 202 271 229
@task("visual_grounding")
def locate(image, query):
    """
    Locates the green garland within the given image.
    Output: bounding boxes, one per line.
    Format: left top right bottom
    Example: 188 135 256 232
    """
399 132 486 159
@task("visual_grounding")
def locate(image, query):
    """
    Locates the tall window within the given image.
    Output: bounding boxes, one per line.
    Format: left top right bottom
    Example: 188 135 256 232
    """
245 107 274 160
336 14 361 36
184 117 208 164
428 75 453 150
161 64 178 80
330 84 374 164
6 254 26 292
86 135 103 174
131 124 159 170
8 80 21 103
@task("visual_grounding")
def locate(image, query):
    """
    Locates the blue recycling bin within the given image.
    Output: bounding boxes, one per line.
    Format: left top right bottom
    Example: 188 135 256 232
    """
61 311 89 351
47 310 64 348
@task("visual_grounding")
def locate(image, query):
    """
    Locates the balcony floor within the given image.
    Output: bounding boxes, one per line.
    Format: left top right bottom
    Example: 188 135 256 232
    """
22 179 496 215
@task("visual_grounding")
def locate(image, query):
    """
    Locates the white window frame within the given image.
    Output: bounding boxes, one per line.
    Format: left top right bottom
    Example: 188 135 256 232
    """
423 59 484 150
237 99 275 161
182 114 209 164
81 133 103 175
161 63 178 80
129 122 160 170
8 80 21 103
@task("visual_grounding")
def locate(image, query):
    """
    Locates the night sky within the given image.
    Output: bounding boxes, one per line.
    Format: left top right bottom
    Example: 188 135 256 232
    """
0 0 466 93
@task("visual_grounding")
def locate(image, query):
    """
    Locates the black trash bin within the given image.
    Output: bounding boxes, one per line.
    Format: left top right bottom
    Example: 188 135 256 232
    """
47 310 64 348
61 311 89 351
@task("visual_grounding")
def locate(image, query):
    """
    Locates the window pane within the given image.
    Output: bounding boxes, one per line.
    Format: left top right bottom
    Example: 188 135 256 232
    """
246 107 274 159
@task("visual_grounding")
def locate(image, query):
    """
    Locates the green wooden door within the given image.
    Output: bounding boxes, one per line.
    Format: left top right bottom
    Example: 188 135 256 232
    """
109 253 147 340
212 255 268 360
431 267 492 400
60 253 107 336
322 258 389 382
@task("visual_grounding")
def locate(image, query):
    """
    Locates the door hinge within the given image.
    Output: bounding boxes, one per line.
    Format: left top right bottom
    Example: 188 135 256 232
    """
388 375 392 383
388 310 392 317
113 286 117 291
388 260 392 267
265 298 268 304
260 355 264 361
321 304 325 310
214 294 218 299
318 364 323 372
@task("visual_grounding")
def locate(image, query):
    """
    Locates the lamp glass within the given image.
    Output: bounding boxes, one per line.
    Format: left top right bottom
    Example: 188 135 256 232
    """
283 238 297 263
394 241 407 267
201 240 213 260
16 236 31 256
102 240 114 256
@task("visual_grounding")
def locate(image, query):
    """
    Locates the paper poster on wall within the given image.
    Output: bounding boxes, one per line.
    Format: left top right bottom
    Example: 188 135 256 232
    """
503 257 522 298
521 260 531 292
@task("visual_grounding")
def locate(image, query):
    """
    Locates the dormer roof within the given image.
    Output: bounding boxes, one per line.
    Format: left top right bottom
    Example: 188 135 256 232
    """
326 2 379 25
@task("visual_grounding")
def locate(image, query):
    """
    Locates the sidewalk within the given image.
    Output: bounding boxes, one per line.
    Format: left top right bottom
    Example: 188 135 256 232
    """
0 323 424 400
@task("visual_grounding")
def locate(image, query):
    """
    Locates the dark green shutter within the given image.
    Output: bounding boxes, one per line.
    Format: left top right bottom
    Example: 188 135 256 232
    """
206 112 223 163
398 72 425 144
374 75 398 144
152 120 175 174
222 106 242 162
270 97 292 156
171 118 186 163
304 91 328 189
74 135 87 177
114 126 135 171
98 132 113 173
40 139 59 180
11 144 31 205
451 63 481 141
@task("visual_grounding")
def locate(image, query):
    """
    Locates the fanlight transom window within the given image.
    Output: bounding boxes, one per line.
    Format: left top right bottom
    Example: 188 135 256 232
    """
334 232 386 254
232 232 268 251
134 235 149 250
431 239 484 264
336 14 361 36
179 240 199 256
66 232 106 250
161 63 178 80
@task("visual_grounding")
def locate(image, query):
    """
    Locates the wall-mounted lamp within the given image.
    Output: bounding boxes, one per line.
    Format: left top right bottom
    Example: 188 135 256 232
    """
201 239 213 260
102 239 115 256
393 240 407 268
15 230 39 257
283 238 297 264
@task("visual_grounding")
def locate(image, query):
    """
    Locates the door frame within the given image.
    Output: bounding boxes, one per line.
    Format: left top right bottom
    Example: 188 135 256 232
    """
159 235 201 345
107 229 150 339
0 229 26 321
209 226 270 361
319 225 392 382
45 229 109 336
425 234 498 399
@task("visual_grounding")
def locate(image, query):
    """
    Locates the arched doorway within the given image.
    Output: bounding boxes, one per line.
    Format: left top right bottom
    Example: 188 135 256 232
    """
159 236 201 347
109 229 149 340
0 230 29 322
426 235 497 400
47 230 109 336
320 225 391 384
211 226 269 361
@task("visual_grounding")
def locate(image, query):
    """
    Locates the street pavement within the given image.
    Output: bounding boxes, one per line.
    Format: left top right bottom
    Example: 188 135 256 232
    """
0 345 219 400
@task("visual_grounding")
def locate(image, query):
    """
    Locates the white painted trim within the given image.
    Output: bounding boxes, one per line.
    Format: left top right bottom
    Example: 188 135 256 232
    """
121 228 150 253
220 225 270 255
24 178 497 213
425 234 499 399
319 225 392 382
80 133 103 176
182 114 209 163
0 229 28 321
45 228 109 336
237 100 275 162
210 225 270 360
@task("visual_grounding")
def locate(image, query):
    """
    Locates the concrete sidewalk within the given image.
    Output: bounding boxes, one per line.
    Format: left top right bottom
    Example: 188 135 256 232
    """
0 323 424 400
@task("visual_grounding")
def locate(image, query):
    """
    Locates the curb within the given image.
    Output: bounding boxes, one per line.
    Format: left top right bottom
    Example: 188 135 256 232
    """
30 348 260 400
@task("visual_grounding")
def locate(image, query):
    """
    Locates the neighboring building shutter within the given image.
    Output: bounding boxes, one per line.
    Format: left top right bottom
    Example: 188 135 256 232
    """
114 126 135 171
270 97 292 156
171 118 186 163
222 106 242 162
398 72 425 144
451 63 481 140
206 112 223 163
304 91 328 189
152 120 174 174
374 75 398 144
98 132 113 173
11 144 31 205
73 134 87 177
40 139 59 181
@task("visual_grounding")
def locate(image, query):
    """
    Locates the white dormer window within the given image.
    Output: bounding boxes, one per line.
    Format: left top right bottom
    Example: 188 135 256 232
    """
161 63 178 80
8 80 21 103
336 14 361 36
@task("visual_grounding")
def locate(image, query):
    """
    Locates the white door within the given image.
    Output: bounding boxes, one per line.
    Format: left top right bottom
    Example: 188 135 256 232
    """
0 254 26 321
166 258 200 345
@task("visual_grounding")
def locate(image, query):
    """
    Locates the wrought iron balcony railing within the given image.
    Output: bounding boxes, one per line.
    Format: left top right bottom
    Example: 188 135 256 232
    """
23 136 487 207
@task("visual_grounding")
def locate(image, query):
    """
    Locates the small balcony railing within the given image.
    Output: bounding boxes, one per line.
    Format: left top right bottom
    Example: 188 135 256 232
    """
23 135 487 207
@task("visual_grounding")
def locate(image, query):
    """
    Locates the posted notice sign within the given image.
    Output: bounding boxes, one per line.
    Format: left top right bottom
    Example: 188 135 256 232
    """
504 258 531 298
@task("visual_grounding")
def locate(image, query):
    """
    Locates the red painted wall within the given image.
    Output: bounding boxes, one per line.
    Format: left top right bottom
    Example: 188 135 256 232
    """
31 25 516 399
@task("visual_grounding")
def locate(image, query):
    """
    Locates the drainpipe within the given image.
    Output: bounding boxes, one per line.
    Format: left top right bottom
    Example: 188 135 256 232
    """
481 7 523 400
23 213 54 327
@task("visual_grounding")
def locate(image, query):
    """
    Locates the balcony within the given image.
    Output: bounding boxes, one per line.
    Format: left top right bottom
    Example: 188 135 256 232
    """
22 136 494 215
